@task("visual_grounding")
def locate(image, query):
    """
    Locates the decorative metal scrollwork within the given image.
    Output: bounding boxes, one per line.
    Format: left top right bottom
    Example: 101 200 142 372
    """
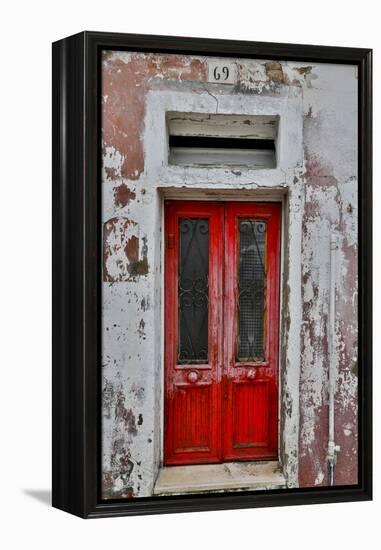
178 218 209 364
238 220 267 361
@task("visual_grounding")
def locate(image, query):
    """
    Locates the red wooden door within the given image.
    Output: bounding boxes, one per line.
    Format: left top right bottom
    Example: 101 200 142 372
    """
223 203 280 461
164 201 281 465
164 201 224 465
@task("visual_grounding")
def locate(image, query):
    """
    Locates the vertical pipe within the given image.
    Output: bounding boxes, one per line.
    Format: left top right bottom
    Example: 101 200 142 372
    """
327 233 340 485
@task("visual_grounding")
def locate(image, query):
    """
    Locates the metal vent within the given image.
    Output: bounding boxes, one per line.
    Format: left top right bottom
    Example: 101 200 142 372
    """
167 112 278 169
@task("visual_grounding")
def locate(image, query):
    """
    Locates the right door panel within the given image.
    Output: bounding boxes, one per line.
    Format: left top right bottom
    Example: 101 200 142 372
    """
223 202 281 461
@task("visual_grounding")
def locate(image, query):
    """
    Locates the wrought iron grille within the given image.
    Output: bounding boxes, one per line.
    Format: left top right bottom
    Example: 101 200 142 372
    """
237 219 267 361
178 218 209 364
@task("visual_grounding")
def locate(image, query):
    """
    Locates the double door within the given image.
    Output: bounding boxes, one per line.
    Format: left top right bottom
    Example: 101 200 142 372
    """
164 201 281 465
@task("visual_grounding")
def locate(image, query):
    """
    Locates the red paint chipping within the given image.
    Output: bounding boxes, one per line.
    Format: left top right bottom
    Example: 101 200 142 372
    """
103 216 137 282
102 53 206 181
299 149 358 487
114 183 136 207
125 235 139 263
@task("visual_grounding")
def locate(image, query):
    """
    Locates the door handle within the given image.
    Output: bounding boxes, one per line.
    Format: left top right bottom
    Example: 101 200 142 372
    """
187 370 199 383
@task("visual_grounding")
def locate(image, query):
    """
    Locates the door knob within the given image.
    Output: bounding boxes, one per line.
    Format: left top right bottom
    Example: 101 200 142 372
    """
187 371 199 383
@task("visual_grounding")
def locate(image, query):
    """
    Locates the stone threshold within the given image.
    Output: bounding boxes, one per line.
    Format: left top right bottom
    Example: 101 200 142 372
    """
154 460 286 496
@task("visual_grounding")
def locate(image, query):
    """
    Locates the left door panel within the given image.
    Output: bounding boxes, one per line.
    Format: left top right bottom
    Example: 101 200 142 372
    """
164 201 224 465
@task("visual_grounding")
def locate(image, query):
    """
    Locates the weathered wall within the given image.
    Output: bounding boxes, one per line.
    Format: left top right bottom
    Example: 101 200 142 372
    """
299 65 358 486
101 51 358 498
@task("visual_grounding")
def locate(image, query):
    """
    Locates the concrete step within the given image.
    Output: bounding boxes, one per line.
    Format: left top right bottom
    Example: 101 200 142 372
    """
154 460 286 495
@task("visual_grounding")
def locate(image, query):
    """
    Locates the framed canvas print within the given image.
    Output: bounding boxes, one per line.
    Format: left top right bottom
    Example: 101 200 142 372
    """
52 32 372 518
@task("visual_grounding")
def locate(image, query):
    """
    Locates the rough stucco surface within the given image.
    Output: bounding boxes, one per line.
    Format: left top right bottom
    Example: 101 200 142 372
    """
101 51 358 498
299 66 358 487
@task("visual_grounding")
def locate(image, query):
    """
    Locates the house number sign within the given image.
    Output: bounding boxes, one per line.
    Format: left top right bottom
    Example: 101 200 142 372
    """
207 60 237 84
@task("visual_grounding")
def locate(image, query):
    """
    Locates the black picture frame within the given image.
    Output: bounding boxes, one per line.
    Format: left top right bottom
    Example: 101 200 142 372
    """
52 31 372 518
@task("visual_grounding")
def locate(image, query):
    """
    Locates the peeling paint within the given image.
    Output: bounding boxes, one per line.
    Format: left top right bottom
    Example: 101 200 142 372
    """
115 391 138 435
264 61 285 84
114 183 136 207
294 66 318 88
103 217 149 281
127 236 149 277
101 51 358 497
102 53 206 181
299 101 358 486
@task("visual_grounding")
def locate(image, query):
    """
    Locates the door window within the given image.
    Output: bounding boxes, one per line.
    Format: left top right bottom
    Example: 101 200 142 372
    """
238 220 267 362
178 218 209 364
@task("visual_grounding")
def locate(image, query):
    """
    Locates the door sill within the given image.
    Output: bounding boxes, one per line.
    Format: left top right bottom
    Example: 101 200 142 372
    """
153 461 286 496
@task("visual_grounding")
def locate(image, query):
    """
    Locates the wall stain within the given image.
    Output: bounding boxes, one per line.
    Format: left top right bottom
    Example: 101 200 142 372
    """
127 235 149 277
140 296 150 311
103 217 149 281
138 319 146 340
299 149 358 487
125 235 139 263
115 391 138 436
114 183 136 207
294 66 317 88
104 166 119 179
264 61 285 84
102 378 115 419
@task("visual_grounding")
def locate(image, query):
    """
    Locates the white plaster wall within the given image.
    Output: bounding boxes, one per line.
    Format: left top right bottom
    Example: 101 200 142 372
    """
101 53 358 497
299 63 358 486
